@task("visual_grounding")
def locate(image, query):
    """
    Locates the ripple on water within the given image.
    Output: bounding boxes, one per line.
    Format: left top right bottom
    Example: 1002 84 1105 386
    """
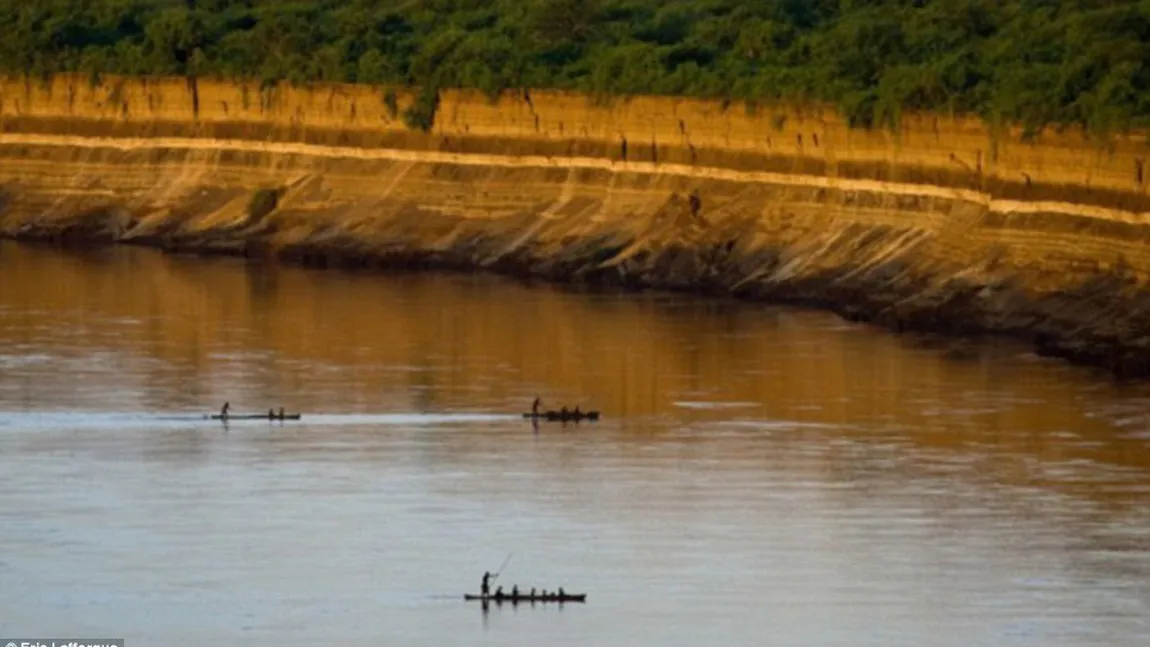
0 353 54 367
671 400 760 410
715 419 846 432
0 410 524 433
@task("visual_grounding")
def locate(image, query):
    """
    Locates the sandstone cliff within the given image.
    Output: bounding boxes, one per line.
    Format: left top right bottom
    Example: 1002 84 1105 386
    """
2 74 1149 377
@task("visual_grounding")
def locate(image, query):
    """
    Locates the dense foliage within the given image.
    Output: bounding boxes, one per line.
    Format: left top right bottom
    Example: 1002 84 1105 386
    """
2 0 1149 133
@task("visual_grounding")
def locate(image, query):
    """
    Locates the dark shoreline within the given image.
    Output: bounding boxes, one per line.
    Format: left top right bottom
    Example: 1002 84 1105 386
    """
6 222 1149 383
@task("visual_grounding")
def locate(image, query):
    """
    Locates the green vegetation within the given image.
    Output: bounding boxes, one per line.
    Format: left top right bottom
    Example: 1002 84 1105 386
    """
2 0 1149 134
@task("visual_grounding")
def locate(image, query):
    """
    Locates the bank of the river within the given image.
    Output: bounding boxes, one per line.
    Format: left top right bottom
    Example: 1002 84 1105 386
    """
4 163 1148 381
2 75 1149 379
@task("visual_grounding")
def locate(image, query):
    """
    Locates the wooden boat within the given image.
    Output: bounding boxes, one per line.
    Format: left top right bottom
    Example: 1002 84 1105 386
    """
464 593 587 603
206 413 302 421
522 410 600 422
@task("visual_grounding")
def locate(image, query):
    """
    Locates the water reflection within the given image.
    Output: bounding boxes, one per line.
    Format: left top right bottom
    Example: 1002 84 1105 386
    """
3 242 1147 475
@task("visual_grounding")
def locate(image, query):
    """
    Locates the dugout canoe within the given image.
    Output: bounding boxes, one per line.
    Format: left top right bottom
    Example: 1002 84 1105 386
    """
206 413 302 421
464 593 587 603
521 410 600 422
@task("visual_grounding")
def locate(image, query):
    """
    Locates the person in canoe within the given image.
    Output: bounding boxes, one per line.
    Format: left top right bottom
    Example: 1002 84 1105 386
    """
532 397 541 416
511 585 519 597
481 571 493 596
220 402 230 418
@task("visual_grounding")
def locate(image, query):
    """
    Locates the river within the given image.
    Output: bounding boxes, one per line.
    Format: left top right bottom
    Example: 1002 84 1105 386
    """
1 241 1148 646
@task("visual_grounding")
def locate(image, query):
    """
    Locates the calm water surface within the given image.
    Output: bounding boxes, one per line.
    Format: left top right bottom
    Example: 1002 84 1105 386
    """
1 241 1149 646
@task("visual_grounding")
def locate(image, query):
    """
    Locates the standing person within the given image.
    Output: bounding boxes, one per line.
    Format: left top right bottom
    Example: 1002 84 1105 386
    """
481 571 493 596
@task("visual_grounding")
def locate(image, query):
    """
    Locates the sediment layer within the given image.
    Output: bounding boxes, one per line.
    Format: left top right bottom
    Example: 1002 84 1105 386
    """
2 75 1150 378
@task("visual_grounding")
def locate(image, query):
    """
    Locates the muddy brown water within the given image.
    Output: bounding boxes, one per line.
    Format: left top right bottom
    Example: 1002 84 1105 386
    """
1 241 1148 646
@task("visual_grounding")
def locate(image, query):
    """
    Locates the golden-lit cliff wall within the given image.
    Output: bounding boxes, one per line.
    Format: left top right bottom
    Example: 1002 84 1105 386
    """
2 73 1148 209
0 75 416 135
1 76 1147 282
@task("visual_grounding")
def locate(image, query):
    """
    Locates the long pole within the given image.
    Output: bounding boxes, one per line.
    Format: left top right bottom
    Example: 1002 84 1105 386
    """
493 552 514 580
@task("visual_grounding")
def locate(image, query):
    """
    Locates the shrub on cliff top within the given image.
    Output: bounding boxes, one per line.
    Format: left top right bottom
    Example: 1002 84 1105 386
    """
403 87 440 133
2 0 1149 136
383 89 399 120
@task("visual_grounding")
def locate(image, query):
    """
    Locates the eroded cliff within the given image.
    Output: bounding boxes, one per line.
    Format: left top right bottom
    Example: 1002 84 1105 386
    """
2 75 1149 377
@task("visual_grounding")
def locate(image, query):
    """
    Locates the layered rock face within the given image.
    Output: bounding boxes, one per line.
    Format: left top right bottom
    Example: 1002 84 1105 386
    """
2 74 1149 377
